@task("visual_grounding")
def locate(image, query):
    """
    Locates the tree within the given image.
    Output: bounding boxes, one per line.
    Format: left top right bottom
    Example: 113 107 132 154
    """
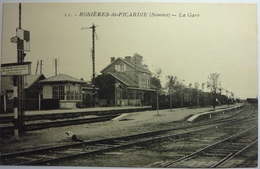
95 74 116 105
132 53 144 66
226 90 230 105
189 83 192 107
201 83 205 106
207 73 220 109
218 86 223 105
166 75 177 111
178 80 186 109
151 77 162 89
151 69 162 89
194 82 200 107
152 69 162 115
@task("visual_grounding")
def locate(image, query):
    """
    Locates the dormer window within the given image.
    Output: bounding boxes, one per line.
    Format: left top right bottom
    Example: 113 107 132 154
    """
115 64 126 72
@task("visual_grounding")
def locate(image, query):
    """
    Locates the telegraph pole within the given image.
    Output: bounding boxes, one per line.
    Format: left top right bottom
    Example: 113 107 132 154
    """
82 24 97 107
35 60 39 74
54 59 58 75
91 24 96 107
40 60 42 74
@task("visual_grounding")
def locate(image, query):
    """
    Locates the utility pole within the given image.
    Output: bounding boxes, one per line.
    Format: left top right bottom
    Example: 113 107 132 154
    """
53 59 58 75
134 56 137 106
40 60 42 74
82 24 97 107
35 60 39 74
35 60 42 74
55 59 57 75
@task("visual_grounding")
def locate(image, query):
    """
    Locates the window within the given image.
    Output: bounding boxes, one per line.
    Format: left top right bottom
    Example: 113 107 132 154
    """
115 64 126 72
66 85 70 100
52 85 65 100
71 86 75 100
66 85 81 100
66 85 75 100
75 86 82 100
139 77 147 88
147 79 150 88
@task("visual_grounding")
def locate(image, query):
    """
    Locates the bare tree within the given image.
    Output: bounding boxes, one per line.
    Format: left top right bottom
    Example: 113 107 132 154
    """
207 73 220 109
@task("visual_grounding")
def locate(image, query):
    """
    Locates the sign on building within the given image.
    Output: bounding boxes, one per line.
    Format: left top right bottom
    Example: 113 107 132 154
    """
1 62 32 76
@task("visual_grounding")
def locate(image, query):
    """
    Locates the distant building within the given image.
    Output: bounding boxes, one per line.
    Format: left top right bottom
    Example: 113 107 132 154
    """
39 74 86 109
1 74 46 112
100 55 156 106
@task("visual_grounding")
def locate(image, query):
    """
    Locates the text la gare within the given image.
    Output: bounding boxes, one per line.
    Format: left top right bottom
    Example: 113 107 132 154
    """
179 13 200 17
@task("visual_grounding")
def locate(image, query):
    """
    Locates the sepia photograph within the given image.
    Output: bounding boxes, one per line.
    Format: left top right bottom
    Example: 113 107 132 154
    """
0 1 258 168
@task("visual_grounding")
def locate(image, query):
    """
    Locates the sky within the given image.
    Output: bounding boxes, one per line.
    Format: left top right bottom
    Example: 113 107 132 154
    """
0 1 258 100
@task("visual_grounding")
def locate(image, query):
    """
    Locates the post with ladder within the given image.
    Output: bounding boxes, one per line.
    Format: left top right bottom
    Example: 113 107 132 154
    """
81 24 98 107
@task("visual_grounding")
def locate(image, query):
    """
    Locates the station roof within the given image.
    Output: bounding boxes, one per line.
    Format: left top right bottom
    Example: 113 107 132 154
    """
24 74 46 89
39 74 86 84
108 72 138 88
108 72 156 91
101 57 152 74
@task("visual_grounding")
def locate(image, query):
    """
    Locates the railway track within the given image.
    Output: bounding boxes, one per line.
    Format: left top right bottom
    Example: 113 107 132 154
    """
209 104 256 123
0 104 257 166
0 114 118 137
161 125 258 168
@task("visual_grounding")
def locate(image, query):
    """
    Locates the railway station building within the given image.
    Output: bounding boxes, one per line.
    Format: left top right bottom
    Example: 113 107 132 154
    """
99 55 156 106
39 74 87 109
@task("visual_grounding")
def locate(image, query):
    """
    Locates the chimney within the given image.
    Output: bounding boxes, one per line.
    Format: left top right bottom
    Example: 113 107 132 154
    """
110 57 115 63
125 56 131 63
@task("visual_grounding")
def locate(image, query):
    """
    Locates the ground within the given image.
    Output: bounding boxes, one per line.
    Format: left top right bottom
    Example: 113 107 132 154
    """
0 108 201 153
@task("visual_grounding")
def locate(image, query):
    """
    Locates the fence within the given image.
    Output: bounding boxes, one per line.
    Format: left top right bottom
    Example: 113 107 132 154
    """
1 98 60 112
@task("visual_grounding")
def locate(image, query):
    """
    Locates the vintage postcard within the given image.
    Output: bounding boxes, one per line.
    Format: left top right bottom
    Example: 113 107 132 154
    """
0 2 258 168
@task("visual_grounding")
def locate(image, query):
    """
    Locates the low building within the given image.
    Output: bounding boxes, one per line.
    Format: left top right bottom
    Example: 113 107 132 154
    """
39 74 86 109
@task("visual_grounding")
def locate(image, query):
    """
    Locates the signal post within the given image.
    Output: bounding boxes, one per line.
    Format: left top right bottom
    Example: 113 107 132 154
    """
5 3 31 139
